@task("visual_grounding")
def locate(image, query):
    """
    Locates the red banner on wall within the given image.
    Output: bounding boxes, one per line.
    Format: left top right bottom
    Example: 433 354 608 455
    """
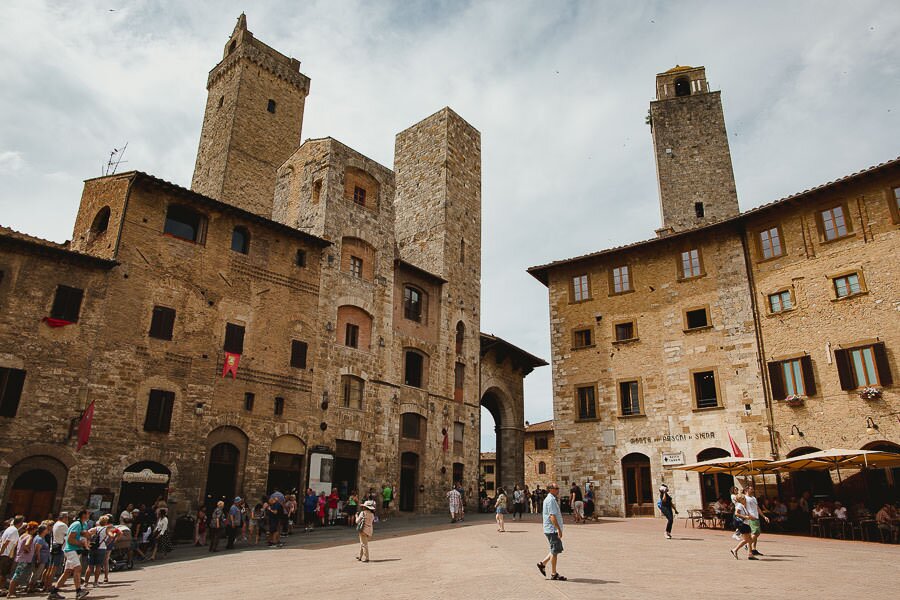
222 352 241 378
42 317 74 328
77 401 95 451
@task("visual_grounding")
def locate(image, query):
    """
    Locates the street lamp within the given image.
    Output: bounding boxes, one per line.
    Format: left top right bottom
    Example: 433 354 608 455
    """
788 424 804 440
865 416 879 434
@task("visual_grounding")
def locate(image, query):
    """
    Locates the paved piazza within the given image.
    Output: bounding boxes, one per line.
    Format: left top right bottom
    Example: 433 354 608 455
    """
83 514 898 599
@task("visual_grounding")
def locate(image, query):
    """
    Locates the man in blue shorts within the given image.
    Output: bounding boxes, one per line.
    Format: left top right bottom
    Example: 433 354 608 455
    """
536 483 566 581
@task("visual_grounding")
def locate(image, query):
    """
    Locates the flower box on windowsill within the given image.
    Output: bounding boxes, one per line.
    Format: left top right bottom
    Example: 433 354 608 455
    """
858 386 883 401
784 395 805 407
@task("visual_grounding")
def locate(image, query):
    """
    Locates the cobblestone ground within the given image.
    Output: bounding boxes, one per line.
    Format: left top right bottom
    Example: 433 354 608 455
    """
59 513 899 599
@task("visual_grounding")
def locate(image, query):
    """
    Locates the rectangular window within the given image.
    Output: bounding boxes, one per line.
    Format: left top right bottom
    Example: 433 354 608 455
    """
611 265 631 294
345 323 359 348
149 306 176 340
485 481 495 491
401 413 421 439
614 321 636 342
680 249 702 279
484 465 494 474
572 328 593 348
404 351 424 388
535 436 548 450
350 256 363 279
619 380 642 416
893 187 900 222
835 343 893 390
224 323 245 354
849 346 879 387
780 359 805 396
454 362 465 401
404 286 423 322
143 389 175 433
244 392 255 412
453 422 464 454
342 376 364 409
163 205 206 243
820 206 849 241
50 285 84 323
685 307 710 330
833 273 862 298
296 249 307 267
353 186 367 207
274 396 285 416
759 226 784 259
290 340 308 369
267 99 277 113
768 290 792 313
0 368 26 418
576 385 597 420
694 202 705 218
572 274 590 302
768 355 816 400
693 370 719 409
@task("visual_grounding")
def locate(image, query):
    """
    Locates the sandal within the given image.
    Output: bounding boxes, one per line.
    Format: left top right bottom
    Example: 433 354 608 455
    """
536 562 546 576
551 573 567 581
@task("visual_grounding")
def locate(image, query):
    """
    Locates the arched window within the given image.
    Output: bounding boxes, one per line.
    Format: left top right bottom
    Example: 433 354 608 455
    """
231 226 250 254
90 206 111 236
228 40 237 54
164 204 206 243
675 77 691 97
404 349 427 388
404 286 424 322
455 321 465 355
337 305 373 350
341 375 364 409
538 461 546 475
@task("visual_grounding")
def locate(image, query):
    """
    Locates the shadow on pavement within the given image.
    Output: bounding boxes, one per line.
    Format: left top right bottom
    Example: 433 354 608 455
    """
566 578 620 585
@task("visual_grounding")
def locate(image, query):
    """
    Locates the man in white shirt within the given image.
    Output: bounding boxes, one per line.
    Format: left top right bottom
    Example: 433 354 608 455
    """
744 486 769 556
536 483 566 581
49 512 70 579
0 515 24 589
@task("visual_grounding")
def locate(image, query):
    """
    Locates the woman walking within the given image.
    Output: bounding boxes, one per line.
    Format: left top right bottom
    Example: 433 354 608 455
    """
730 494 756 560
355 500 376 563
513 485 525 521
149 508 170 560
658 484 678 539
194 506 207 547
495 488 508 532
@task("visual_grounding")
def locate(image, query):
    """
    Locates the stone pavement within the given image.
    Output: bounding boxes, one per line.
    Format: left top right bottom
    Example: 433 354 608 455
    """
66 513 899 599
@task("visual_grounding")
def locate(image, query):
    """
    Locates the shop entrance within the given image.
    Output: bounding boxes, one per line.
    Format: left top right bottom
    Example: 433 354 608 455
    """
697 448 734 505
399 452 419 512
622 452 653 517
118 462 170 511
205 442 239 506
266 435 306 496
6 469 56 521
333 440 361 498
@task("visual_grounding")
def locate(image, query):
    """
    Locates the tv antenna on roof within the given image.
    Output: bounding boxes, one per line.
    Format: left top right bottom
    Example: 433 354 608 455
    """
103 143 128 176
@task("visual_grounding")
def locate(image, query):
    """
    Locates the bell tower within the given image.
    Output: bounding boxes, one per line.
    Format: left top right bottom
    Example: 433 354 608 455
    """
650 65 739 234
191 14 311 217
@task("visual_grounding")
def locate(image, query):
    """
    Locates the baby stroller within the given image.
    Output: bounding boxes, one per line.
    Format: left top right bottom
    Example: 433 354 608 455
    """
108 528 134 571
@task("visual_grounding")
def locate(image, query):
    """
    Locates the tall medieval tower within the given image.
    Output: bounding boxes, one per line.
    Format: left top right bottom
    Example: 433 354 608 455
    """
650 65 738 233
191 15 310 217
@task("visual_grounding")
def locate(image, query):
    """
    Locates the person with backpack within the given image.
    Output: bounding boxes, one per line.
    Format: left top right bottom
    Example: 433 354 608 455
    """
657 484 678 539
47 508 90 600
355 500 376 563
208 501 225 552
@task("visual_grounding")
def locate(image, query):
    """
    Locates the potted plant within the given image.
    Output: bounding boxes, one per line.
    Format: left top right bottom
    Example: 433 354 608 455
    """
858 386 883 401
784 394 805 407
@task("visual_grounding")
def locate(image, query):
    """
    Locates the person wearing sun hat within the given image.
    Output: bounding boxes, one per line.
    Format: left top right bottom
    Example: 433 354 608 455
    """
355 500 376 563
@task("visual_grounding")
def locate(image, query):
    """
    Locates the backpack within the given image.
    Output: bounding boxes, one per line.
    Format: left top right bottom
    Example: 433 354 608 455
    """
355 514 366 532
656 500 663 510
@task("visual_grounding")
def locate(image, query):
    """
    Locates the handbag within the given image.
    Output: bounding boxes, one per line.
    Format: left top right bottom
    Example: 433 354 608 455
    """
356 515 365 532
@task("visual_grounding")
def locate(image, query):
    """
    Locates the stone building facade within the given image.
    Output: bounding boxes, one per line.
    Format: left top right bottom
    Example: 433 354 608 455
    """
0 15 544 521
523 420 555 491
529 65 898 516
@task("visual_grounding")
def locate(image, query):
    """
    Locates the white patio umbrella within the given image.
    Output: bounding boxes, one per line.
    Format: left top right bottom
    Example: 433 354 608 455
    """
767 448 900 483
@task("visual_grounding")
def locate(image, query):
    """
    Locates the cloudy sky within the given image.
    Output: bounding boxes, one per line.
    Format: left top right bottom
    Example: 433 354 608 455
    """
2 1 898 450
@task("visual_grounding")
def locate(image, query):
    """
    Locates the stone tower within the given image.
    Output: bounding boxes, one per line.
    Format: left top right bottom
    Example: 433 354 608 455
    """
191 14 311 217
650 65 738 233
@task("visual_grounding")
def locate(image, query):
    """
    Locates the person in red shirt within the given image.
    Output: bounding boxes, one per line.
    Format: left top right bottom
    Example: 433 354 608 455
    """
327 488 340 526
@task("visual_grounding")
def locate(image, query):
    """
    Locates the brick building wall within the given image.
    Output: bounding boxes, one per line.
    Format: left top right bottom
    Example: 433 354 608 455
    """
523 421 556 491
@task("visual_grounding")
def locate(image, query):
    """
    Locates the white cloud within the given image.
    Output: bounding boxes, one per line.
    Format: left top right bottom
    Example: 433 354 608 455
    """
0 151 25 173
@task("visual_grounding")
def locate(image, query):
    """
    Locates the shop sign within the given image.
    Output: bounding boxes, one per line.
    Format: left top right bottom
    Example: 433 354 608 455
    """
662 452 685 467
122 469 170 484
629 431 716 445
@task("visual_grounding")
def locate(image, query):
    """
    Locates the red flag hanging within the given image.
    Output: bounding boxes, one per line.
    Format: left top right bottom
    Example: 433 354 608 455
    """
222 352 241 378
77 401 95 451
727 432 745 458
42 317 74 328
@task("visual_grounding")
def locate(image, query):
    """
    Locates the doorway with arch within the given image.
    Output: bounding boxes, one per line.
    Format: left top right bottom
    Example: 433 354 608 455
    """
621 452 653 516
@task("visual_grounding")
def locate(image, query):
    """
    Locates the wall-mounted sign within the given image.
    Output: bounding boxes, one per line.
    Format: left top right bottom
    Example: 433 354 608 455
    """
662 452 685 467
629 432 716 445
122 469 169 484
308 451 334 495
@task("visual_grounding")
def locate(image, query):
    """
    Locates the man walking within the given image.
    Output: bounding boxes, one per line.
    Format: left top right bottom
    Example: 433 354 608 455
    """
447 485 462 523
536 483 566 581
744 485 769 556
0 515 24 591
47 508 90 600
226 497 242 549
569 482 584 524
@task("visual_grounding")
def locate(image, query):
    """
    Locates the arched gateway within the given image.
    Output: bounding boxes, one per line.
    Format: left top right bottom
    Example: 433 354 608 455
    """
480 334 547 494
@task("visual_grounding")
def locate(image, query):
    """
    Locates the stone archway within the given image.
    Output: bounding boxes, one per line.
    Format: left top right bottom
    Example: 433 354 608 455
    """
480 387 521 495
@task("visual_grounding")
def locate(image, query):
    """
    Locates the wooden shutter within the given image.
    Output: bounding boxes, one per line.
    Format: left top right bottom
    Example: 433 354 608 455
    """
160 391 174 433
51 285 84 322
144 390 163 431
0 368 26 417
872 342 893 386
149 306 175 340
800 355 817 396
833 349 855 390
224 323 245 354
767 361 785 401
291 340 307 369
